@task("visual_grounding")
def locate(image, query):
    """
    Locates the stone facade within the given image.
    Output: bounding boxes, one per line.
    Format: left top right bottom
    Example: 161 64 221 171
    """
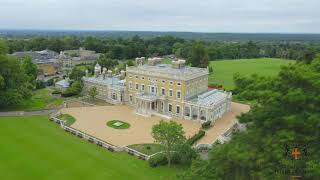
82 58 232 123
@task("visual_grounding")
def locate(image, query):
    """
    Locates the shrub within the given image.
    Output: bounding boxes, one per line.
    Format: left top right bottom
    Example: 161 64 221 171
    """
148 153 180 167
52 90 61 94
61 81 82 97
187 130 206 145
201 121 211 129
35 80 46 89
149 153 168 167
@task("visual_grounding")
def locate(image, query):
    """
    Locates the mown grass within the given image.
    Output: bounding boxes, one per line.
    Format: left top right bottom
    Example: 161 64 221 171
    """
209 58 294 90
1 88 65 112
57 114 76 126
107 120 131 129
128 144 163 155
0 116 183 180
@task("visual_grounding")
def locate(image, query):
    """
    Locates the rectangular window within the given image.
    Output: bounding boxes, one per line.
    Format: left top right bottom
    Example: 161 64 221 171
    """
169 89 173 97
129 82 132 89
176 106 180 114
168 104 172 112
161 88 165 95
130 95 133 102
141 84 145 91
135 83 139 90
177 91 181 99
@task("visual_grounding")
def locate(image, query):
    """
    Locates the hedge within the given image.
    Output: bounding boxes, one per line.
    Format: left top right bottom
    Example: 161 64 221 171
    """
187 130 206 145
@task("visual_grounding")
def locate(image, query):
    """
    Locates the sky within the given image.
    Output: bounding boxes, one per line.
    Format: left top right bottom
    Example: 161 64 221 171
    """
0 0 319 33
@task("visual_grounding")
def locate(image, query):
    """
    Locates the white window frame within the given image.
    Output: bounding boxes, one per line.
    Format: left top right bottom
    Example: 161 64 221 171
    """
177 90 181 99
169 89 173 97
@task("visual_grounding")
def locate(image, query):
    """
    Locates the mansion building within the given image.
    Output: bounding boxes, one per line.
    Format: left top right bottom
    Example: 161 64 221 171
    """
82 57 232 123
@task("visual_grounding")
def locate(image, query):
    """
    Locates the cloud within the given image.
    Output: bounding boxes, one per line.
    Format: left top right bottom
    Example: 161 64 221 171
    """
0 0 319 33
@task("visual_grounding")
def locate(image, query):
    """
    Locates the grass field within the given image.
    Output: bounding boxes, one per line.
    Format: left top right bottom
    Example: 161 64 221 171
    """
1 89 64 112
128 144 163 155
209 58 294 90
0 116 182 180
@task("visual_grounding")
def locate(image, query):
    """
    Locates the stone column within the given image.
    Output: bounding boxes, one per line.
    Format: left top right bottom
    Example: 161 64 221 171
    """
197 107 200 121
206 109 209 121
190 106 193 120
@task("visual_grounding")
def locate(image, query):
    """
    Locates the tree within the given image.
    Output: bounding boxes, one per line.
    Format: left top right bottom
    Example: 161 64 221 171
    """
98 54 119 70
182 57 320 179
22 56 37 85
0 41 32 107
152 120 186 167
88 86 98 99
69 67 85 81
189 42 209 68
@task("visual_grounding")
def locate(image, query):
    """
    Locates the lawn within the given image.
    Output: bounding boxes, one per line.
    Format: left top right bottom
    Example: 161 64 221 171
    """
107 120 130 129
128 144 163 155
57 114 76 126
209 58 294 90
0 116 183 180
1 88 65 112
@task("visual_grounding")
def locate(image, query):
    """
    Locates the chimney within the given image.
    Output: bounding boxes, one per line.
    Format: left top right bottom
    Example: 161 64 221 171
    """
172 59 186 69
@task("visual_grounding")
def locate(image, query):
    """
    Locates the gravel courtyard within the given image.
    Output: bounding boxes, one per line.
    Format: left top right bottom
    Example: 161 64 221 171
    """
60 102 249 147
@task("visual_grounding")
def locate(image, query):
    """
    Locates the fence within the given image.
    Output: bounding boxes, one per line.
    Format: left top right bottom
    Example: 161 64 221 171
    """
50 116 122 152
122 147 151 160
49 115 151 160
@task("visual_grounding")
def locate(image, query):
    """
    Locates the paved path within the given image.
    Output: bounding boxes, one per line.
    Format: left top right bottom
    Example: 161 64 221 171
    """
0 109 58 116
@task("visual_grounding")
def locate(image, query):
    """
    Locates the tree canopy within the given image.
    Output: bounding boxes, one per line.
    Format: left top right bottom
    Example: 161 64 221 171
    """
0 41 33 107
152 120 186 167
182 56 320 179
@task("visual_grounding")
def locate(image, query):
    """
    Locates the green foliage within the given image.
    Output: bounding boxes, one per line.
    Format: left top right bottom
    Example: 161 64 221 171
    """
88 86 98 99
69 66 85 81
0 51 32 107
201 121 212 129
98 54 119 70
126 60 135 66
0 39 8 54
183 57 320 179
22 56 37 85
35 80 46 89
57 114 76 126
61 81 82 97
152 120 186 167
208 66 213 73
186 130 205 145
189 42 209 68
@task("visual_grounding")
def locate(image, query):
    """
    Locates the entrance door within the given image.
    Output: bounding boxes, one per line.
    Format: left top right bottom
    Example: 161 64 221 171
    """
151 102 157 111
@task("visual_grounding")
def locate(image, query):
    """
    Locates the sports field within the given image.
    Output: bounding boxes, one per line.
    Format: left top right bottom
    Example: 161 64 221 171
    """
209 58 294 90
0 116 182 180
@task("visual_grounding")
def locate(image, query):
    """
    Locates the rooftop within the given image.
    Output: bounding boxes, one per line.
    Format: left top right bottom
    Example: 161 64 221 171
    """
126 64 208 81
83 75 125 91
187 89 231 108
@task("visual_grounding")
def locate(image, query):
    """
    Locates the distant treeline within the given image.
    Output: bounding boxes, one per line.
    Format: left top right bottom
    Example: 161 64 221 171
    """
2 30 320 42
5 35 320 62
